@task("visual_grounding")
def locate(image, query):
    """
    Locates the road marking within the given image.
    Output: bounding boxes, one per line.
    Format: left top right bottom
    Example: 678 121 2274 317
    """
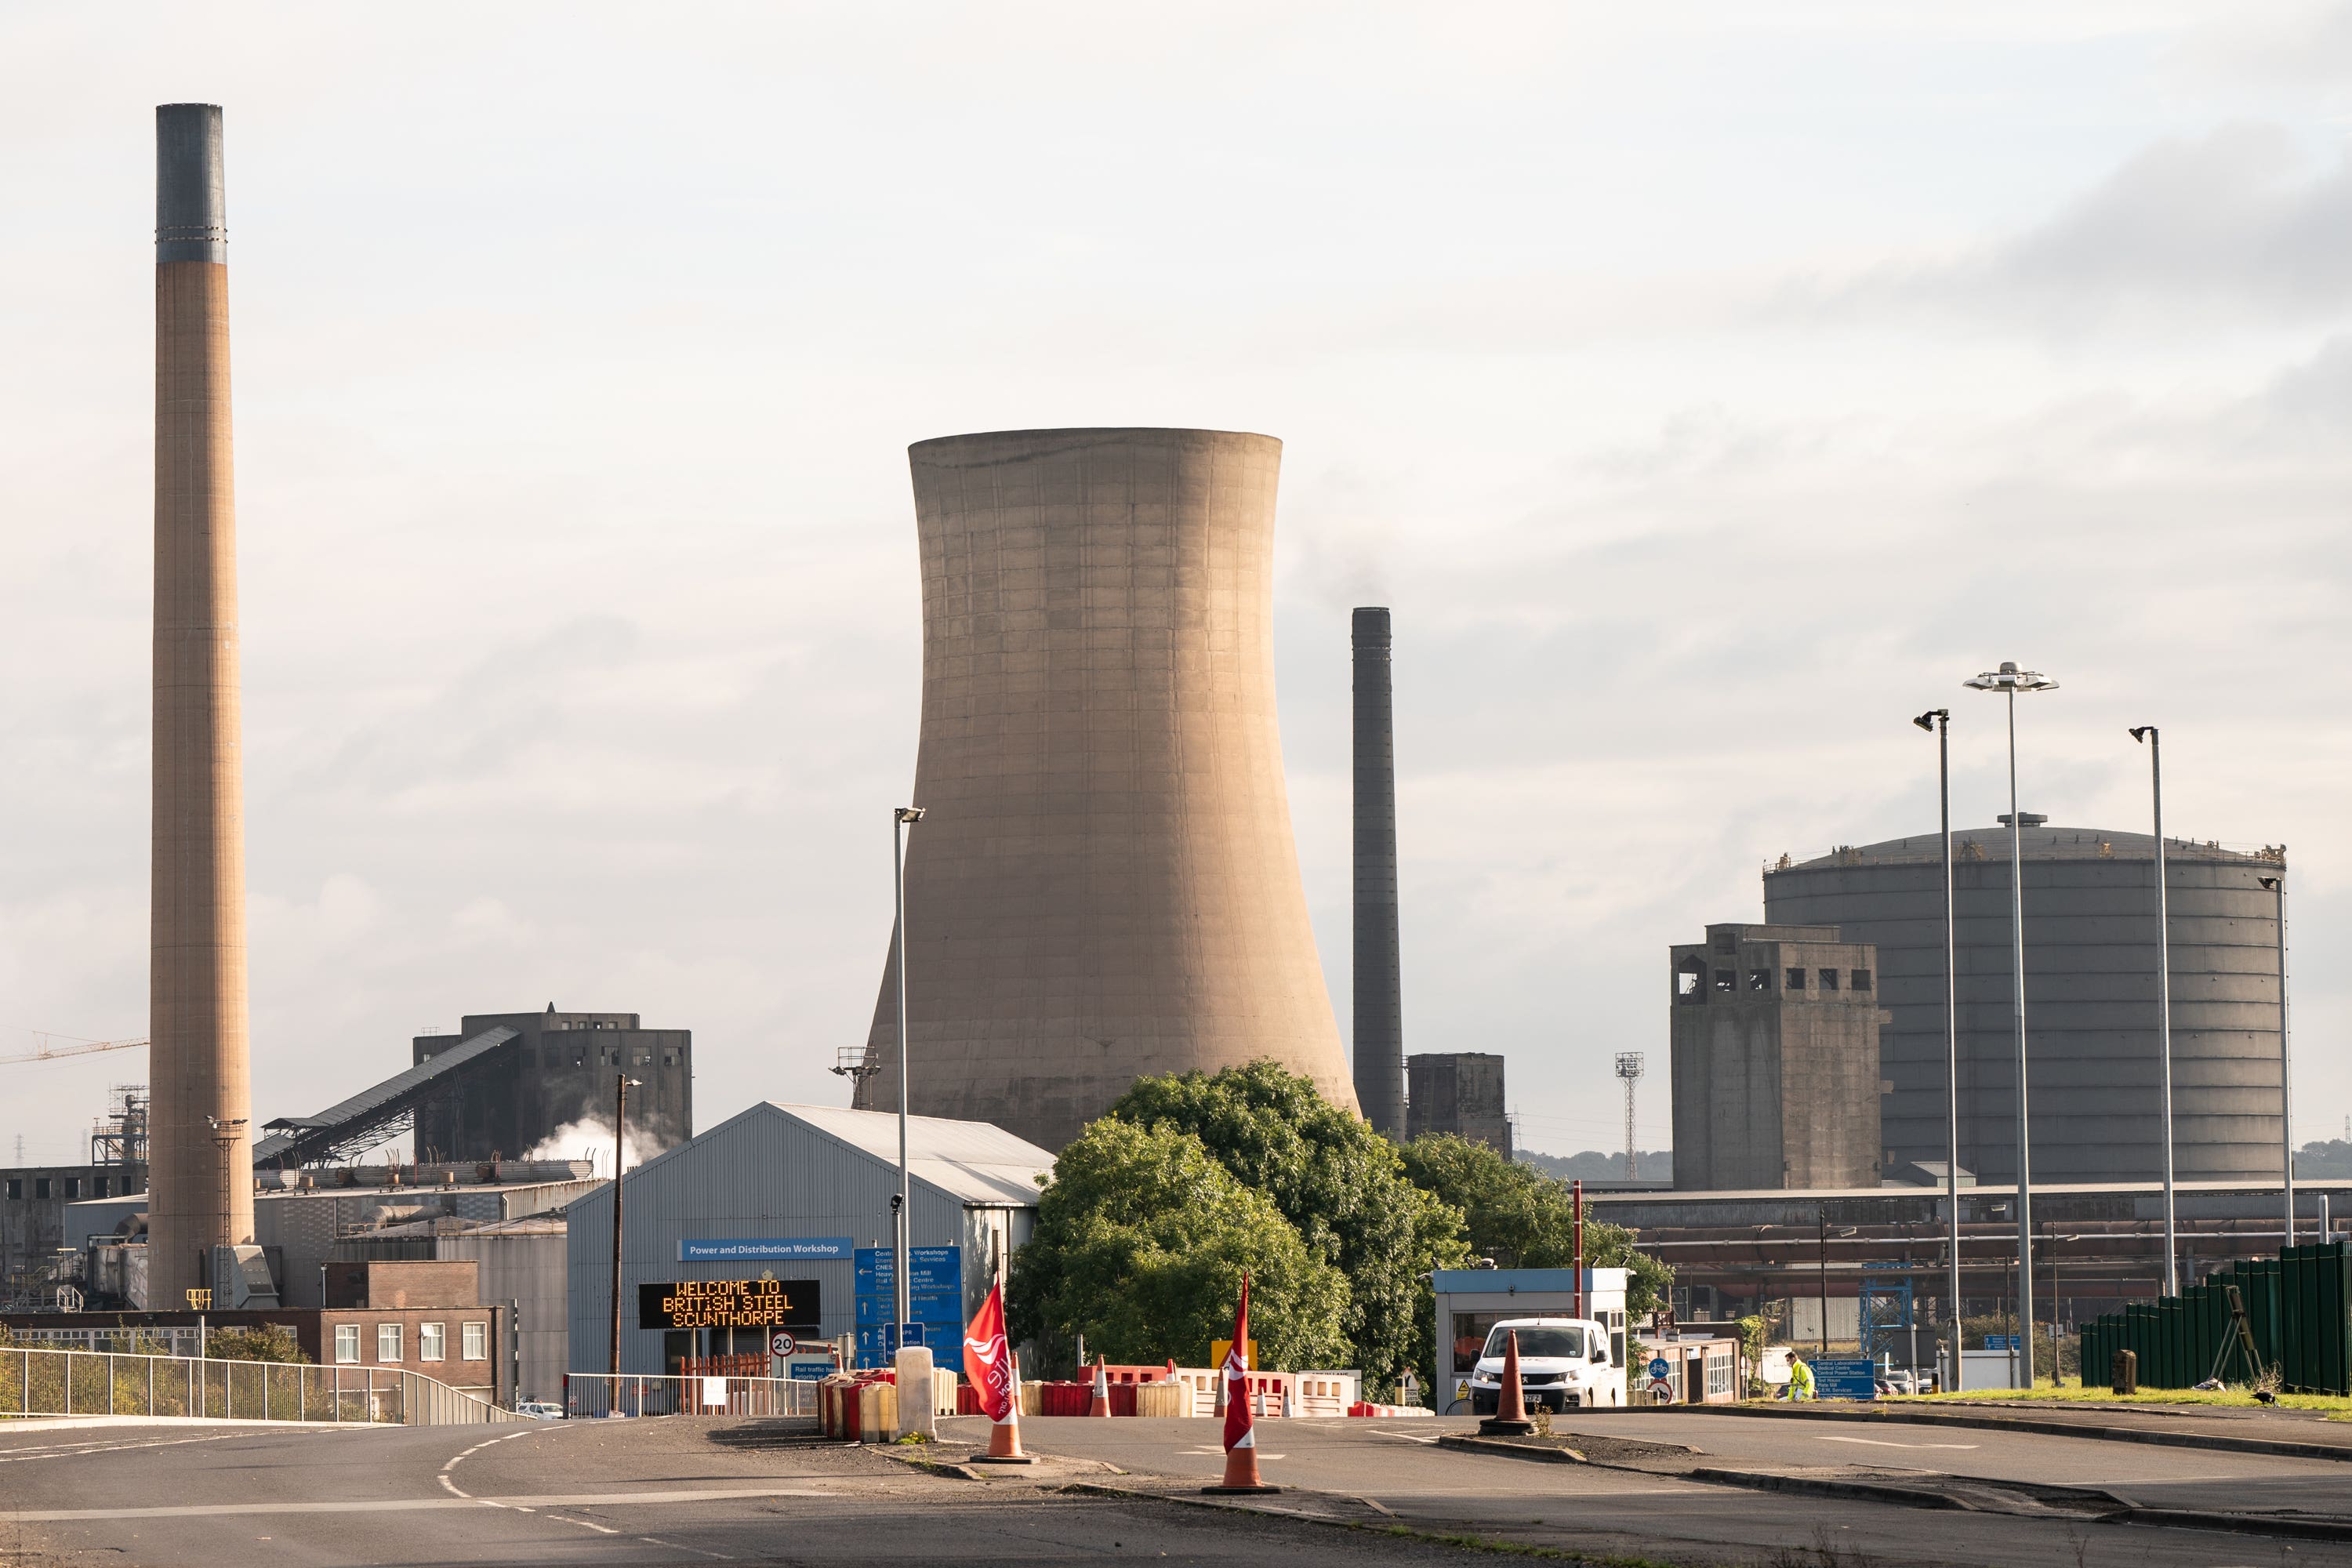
638 1534 734 1559
1812 1436 1980 1450
437 1426 540 1508
1368 1431 1440 1444
5 1486 832 1522
1183 1447 1284 1458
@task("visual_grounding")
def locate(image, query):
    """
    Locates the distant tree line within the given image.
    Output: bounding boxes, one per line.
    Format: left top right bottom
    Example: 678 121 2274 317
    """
1005 1062 1671 1399
1515 1149 1674 1182
2295 1138 2352 1178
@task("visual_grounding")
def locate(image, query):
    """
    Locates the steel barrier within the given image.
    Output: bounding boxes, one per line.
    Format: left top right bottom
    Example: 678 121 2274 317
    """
564 1372 821 1420
0 1347 523 1425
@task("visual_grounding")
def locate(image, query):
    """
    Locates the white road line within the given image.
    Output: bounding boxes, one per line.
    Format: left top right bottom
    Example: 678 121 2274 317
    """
6 1486 831 1523
637 1534 735 1559
1812 1435 1980 1450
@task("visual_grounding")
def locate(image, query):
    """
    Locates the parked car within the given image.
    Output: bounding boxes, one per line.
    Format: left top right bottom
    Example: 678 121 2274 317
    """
1464 1318 1626 1413
517 1401 566 1421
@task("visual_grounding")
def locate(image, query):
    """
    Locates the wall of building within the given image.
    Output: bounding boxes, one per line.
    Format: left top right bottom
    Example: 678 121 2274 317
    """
1766 828 2286 1185
1406 1054 1512 1156
3 1165 143 1304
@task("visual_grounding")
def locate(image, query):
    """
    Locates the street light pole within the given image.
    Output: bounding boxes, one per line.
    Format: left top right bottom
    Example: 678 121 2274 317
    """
2129 727 2177 1294
2262 873 2292 1245
1965 661 2056 1387
1915 708 1960 1391
608 1073 641 1381
892 804 925 1350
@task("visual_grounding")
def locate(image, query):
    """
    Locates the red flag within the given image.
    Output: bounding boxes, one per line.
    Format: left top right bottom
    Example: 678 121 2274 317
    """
963 1279 1015 1423
1221 1273 1254 1452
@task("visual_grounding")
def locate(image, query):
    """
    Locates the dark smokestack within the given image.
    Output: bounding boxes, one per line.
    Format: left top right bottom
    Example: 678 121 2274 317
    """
1352 607 1403 1137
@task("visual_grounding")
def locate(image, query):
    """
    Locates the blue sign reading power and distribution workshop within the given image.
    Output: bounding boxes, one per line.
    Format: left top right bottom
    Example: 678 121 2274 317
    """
1809 1357 1878 1400
678 1237 853 1262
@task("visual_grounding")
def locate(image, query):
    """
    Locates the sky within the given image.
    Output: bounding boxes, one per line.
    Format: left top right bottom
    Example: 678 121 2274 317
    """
5 2 2350 1166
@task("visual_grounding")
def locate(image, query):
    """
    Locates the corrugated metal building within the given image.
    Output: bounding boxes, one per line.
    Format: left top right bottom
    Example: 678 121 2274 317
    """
335 1215 570 1403
565 1103 1051 1378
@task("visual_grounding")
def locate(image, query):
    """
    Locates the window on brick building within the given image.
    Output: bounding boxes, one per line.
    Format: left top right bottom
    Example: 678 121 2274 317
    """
463 1322 488 1360
378 1323 403 1363
335 1325 360 1363
419 1323 445 1363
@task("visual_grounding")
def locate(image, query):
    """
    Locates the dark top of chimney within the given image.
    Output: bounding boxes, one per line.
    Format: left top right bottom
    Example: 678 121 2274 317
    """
156 103 227 263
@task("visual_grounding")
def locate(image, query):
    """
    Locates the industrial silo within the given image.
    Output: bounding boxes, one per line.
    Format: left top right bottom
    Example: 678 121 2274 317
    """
1762 826 2286 1186
853 429 1357 1151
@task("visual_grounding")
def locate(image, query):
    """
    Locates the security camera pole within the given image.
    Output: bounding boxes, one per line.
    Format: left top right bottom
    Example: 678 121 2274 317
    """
893 805 926 1348
1914 707 1959 1388
2129 726 2178 1294
1964 662 2056 1387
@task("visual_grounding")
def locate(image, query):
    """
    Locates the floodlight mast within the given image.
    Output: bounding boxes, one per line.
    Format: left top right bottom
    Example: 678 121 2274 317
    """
1962 662 2056 1387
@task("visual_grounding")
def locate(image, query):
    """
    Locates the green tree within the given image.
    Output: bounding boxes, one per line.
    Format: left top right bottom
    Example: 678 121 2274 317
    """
1399 1133 1671 1316
1006 1119 1348 1377
1109 1062 1469 1397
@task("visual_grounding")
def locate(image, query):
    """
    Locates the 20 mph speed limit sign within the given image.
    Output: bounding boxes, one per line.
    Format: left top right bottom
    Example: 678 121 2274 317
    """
769 1332 797 1358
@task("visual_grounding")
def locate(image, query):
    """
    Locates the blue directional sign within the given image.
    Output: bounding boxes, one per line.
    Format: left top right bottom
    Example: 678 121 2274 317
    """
1809 1357 1878 1400
853 1247 962 1368
1983 1334 2018 1351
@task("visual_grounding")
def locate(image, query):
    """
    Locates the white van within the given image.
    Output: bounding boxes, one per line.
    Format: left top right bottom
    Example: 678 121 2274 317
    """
1465 1317 1626 1413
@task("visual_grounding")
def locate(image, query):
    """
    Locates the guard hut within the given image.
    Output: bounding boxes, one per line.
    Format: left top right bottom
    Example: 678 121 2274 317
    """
1432 1267 1628 1412
565 1103 1051 1378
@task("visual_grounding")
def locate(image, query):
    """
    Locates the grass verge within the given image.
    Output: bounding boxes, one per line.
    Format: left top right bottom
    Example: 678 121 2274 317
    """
1882 1385 2352 1418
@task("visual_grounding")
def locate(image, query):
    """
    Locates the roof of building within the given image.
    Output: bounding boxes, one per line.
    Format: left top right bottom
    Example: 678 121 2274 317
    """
768 1103 1052 1206
1776 826 2283 873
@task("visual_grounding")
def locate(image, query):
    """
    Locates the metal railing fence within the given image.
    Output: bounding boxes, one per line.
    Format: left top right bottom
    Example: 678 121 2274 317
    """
0 1348 524 1425
565 1372 820 1419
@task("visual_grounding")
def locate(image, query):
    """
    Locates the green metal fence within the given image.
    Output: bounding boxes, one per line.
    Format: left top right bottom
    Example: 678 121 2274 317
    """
2081 1240 2349 1393
0 1348 527 1425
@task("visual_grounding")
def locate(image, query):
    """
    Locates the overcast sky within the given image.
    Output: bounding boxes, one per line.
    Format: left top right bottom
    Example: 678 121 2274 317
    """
5 3 2350 1165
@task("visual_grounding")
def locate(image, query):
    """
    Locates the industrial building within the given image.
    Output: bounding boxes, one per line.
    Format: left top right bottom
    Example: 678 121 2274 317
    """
66 1160 596 1313
147 102 260 1305
851 428 1359 1151
1764 826 2288 1185
2 1088 148 1307
1669 924 1885 1190
1406 1053 1512 1156
333 1214 568 1403
411 1008 691 1163
568 1103 1050 1377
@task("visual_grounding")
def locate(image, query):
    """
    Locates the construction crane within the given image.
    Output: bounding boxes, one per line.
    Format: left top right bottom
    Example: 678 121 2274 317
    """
0 1036 147 1066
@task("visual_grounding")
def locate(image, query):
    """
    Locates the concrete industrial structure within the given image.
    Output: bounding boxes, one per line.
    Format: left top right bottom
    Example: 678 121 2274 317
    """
1669 924 1886 1190
1764 827 2288 1185
853 429 1356 1150
1352 608 1405 1138
149 103 256 1305
568 1103 1051 1377
1406 1053 1512 1156
412 1009 692 1164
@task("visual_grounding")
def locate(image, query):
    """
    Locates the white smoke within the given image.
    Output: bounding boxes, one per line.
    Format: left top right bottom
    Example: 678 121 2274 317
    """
524 1116 658 1177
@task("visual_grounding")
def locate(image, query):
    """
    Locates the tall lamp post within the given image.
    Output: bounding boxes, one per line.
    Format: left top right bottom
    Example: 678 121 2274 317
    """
892 804 926 1352
2260 873 2292 1245
1914 708 1961 1389
2128 726 2178 1294
1964 661 2057 1387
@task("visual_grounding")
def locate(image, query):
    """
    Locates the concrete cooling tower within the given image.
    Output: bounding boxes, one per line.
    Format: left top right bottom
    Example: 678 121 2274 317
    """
854 428 1357 1150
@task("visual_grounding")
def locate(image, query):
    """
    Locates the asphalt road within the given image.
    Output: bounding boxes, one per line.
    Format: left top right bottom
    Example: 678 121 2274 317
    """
982 1412 2352 1568
5 1409 2350 1568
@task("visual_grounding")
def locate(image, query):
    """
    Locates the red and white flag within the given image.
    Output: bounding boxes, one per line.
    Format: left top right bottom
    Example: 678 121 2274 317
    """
1221 1273 1254 1452
964 1279 1015 1423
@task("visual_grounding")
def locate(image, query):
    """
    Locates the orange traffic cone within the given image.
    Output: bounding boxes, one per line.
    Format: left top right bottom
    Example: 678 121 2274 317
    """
1087 1355 1112 1417
972 1351 1037 1465
1478 1329 1537 1436
1213 1438 1274 1491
